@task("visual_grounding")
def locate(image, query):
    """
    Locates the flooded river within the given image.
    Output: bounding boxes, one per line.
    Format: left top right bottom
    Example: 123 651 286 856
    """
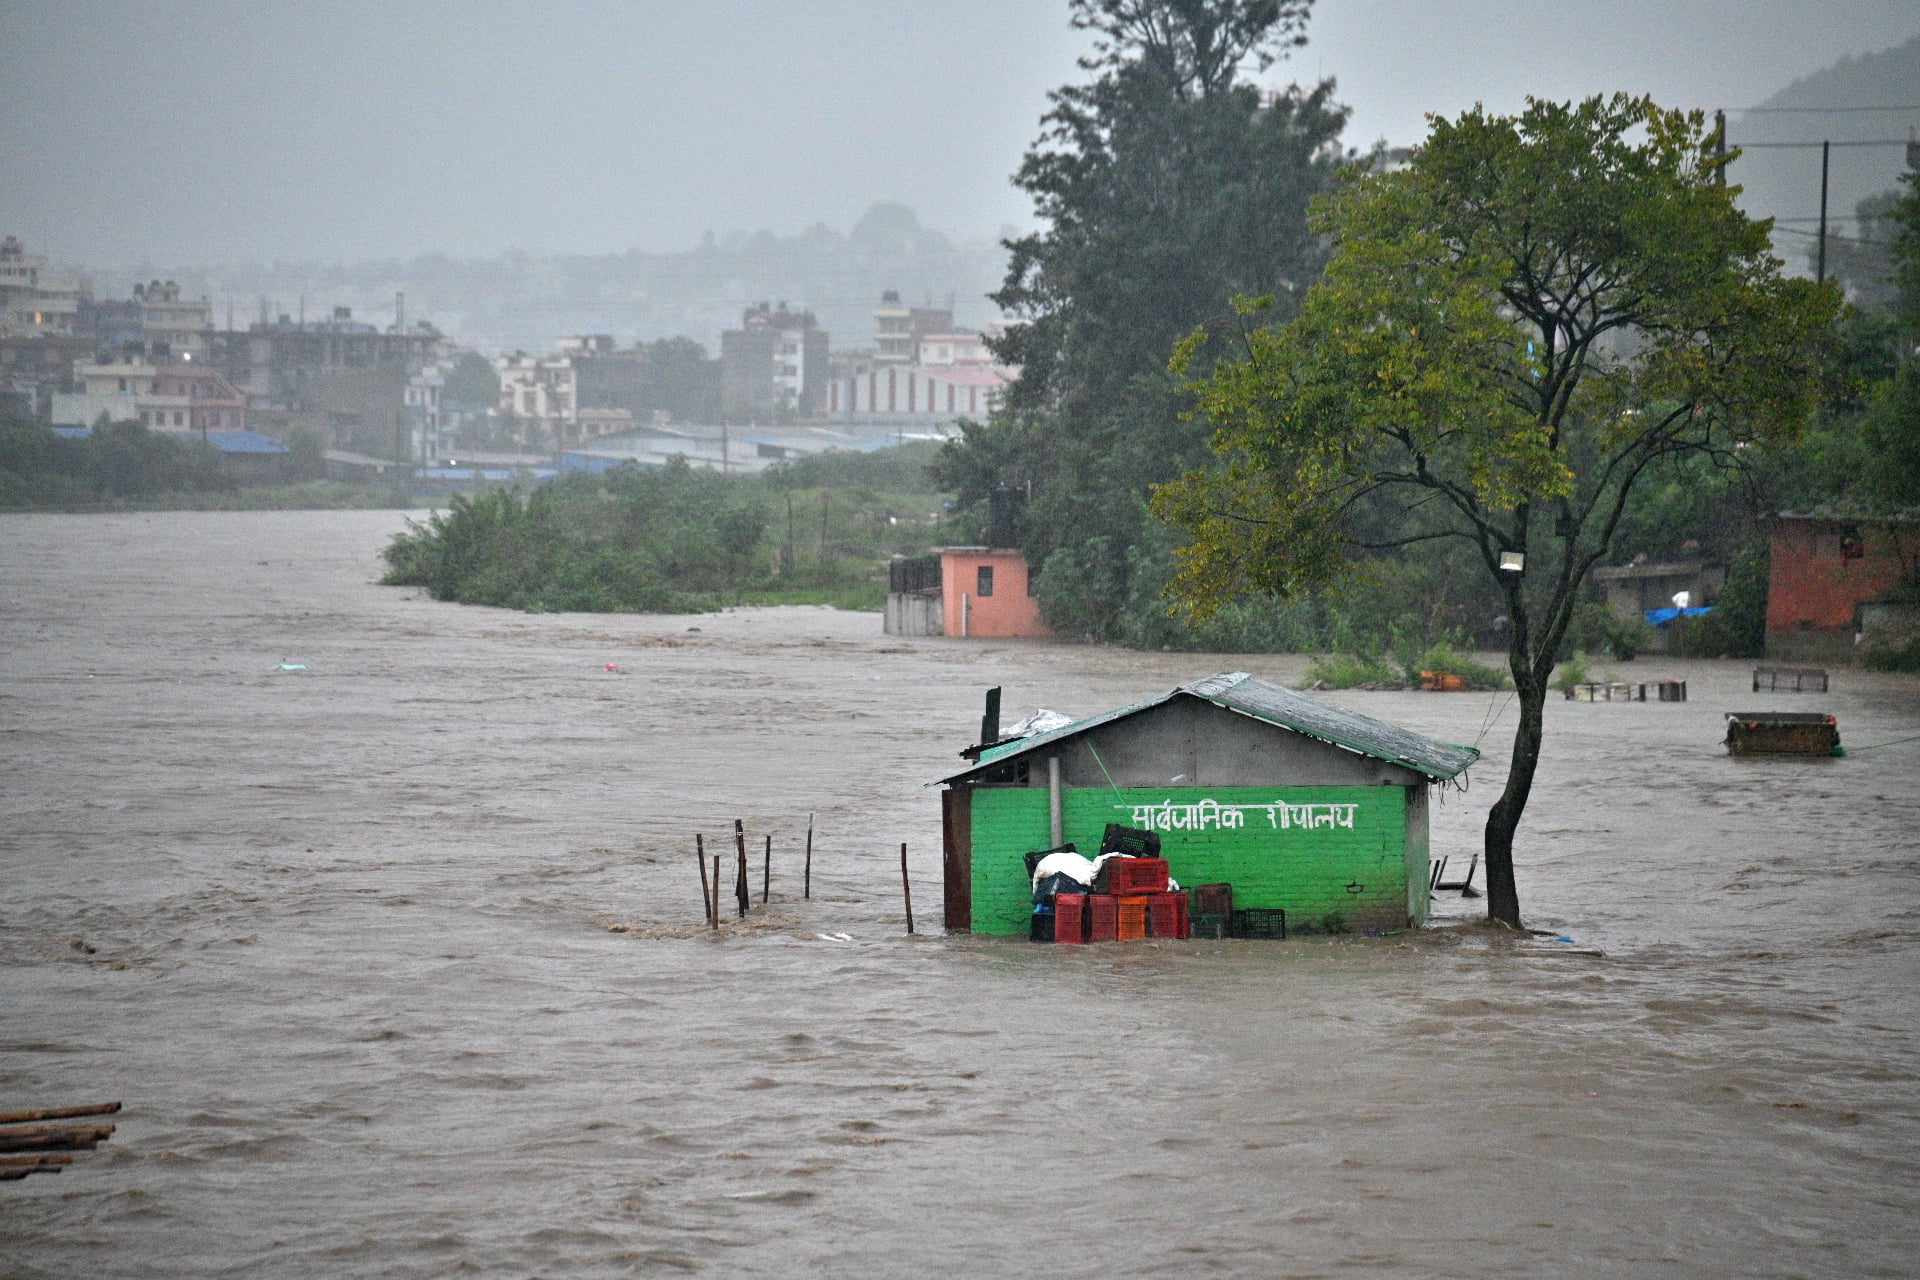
3 510 1918 1277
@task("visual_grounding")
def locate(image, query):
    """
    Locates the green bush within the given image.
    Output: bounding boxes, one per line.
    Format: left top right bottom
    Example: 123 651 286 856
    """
1860 626 1920 672
1687 542 1769 659
1552 651 1595 693
1564 601 1654 660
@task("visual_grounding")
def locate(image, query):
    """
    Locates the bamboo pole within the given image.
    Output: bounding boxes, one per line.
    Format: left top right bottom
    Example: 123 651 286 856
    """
762 834 770 905
711 855 721 930
697 833 712 924
900 842 915 935
804 812 813 900
0 1103 120 1125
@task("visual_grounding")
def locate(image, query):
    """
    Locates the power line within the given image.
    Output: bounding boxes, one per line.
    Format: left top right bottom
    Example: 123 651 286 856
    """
1727 104 1920 114
1773 225 1891 248
1732 138 1911 149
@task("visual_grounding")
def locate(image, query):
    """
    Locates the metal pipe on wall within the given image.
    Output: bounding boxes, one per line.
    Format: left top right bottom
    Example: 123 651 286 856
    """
1048 755 1063 847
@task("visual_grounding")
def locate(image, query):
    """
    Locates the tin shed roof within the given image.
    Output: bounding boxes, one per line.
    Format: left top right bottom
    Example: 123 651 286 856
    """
939 672 1479 785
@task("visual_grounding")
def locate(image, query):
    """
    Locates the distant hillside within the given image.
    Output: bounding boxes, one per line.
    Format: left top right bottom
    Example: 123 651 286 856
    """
85 202 1011 357
1725 32 1920 273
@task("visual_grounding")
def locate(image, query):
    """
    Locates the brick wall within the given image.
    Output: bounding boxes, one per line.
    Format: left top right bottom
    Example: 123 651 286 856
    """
968 784 1411 937
1767 518 1915 660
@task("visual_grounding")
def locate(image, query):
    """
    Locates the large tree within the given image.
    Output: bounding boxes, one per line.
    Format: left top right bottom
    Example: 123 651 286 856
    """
936 0 1345 638
1153 95 1840 927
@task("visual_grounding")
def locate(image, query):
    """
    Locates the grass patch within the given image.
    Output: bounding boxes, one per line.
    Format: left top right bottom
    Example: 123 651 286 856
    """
1304 652 1403 689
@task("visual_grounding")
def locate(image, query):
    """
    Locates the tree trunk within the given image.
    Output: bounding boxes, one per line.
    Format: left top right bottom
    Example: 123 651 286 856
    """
1482 678 1548 929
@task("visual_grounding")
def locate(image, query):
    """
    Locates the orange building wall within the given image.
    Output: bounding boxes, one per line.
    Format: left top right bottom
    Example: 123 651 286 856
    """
1766 518 1913 641
940 549 1052 638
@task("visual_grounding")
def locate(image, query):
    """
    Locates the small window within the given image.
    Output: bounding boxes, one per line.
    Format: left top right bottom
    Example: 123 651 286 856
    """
977 565 994 597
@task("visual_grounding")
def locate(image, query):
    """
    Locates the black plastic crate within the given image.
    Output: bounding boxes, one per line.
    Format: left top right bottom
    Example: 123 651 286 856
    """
1231 908 1287 940
1100 823 1161 858
1190 911 1230 940
1029 911 1055 943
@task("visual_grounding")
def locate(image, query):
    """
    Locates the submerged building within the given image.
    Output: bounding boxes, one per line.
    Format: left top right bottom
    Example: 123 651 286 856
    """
936 673 1479 937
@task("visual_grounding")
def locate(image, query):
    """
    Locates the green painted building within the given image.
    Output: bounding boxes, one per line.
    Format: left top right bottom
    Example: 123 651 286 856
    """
937 673 1480 936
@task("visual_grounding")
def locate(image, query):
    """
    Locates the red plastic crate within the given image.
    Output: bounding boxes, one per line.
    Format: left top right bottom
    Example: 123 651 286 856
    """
1107 857 1170 896
1116 895 1149 941
1175 893 1190 940
1145 891 1181 939
1053 893 1087 945
1088 894 1119 943
1189 882 1233 918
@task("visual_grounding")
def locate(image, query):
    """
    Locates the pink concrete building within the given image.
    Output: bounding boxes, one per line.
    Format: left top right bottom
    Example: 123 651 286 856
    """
938 547 1051 639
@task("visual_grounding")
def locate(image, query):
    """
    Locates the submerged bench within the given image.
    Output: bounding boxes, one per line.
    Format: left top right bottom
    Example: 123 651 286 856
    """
1753 665 1829 693
1565 679 1686 702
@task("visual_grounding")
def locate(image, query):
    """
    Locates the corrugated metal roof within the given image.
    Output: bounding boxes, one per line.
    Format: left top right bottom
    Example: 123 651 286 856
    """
939 671 1479 785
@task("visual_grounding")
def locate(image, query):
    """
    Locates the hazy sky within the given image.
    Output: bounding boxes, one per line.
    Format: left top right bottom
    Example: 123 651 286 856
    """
3 0 1916 266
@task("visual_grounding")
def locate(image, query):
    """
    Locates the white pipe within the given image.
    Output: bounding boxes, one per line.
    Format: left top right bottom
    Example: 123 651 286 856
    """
961 592 970 638
1048 755 1063 847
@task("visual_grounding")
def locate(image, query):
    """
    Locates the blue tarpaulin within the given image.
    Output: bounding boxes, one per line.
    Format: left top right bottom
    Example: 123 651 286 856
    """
1646 606 1713 626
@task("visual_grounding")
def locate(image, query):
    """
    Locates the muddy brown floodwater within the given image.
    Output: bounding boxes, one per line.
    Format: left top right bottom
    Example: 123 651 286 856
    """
3 510 1919 1277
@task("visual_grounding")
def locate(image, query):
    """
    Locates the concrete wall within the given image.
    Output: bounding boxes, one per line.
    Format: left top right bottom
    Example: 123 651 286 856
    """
884 592 943 636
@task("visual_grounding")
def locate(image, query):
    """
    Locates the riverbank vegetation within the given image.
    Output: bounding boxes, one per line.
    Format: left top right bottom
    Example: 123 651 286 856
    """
0 418 410 511
379 445 957 613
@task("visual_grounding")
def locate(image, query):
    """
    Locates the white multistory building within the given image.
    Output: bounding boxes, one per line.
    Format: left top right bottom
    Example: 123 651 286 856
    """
495 351 577 445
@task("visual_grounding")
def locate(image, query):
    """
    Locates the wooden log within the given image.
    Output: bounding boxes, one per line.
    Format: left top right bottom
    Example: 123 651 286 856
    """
734 819 748 917
697 833 712 924
0 1167 60 1180
0 1154 75 1168
900 841 915 935
0 1123 113 1143
0 1127 112 1153
762 834 770 905
804 812 814 900
0 1102 120 1126
711 855 721 930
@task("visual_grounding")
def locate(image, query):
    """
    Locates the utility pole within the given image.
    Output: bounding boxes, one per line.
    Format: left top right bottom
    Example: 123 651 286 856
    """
1713 109 1726 187
1817 140 1830 285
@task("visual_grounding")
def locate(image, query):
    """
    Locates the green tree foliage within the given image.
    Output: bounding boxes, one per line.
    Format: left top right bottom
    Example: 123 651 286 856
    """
1812 188 1908 313
442 351 500 410
381 461 769 612
639 337 720 423
0 418 231 506
1892 169 1920 330
1154 95 1841 927
935 0 1345 640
